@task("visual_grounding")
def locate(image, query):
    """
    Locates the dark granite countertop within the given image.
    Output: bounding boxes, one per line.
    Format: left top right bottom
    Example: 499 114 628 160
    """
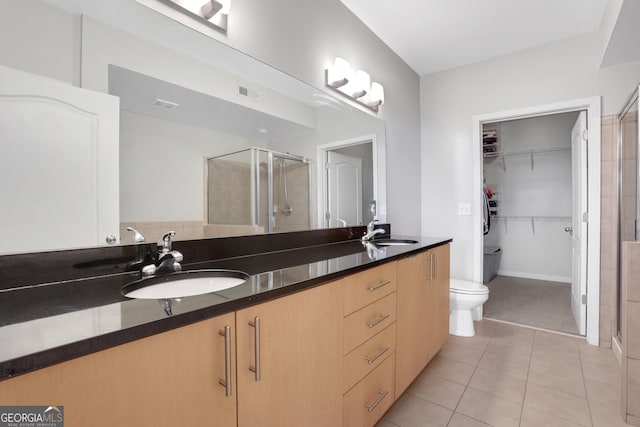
0 234 451 380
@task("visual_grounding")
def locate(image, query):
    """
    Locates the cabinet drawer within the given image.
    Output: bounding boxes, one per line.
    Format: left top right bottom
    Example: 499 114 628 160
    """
343 323 396 393
344 293 397 355
344 262 397 316
343 354 395 427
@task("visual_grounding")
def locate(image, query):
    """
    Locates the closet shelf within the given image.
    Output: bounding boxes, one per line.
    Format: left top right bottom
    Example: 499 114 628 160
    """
492 215 571 235
483 146 570 170
493 215 571 222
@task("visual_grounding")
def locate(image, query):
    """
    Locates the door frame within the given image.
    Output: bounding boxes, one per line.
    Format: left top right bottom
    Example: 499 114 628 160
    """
316 134 378 228
472 97 601 345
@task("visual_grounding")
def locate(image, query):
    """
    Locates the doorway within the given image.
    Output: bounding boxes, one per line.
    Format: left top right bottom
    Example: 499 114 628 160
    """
481 112 581 335
472 97 601 345
317 136 376 228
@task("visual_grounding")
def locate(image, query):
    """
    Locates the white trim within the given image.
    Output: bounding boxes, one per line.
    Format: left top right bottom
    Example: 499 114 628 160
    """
472 96 601 346
496 270 572 284
316 134 379 228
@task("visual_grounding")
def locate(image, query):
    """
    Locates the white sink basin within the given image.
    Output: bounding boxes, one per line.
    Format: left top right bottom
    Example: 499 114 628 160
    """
370 239 419 246
122 269 249 299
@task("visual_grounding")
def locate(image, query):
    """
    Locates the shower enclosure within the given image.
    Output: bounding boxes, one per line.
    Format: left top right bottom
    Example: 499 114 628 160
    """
205 147 311 236
617 85 639 338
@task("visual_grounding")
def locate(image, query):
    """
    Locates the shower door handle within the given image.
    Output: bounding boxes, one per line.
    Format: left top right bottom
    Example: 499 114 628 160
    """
564 227 573 236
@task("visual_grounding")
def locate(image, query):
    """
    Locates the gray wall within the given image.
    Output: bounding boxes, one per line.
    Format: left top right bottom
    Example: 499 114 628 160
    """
224 0 422 234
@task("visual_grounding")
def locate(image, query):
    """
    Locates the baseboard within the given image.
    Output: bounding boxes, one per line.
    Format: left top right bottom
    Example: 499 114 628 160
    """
612 335 622 366
496 270 571 284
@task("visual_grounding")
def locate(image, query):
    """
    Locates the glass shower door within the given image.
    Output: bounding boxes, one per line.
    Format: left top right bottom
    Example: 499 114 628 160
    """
617 85 639 338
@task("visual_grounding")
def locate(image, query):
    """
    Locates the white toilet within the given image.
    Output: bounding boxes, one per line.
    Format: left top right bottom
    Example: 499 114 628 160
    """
449 279 489 337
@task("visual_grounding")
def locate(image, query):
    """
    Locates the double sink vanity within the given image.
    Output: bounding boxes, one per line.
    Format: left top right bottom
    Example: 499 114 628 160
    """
0 226 451 427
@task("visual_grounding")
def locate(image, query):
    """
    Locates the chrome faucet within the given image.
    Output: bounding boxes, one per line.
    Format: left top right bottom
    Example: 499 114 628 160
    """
141 231 184 276
361 219 386 242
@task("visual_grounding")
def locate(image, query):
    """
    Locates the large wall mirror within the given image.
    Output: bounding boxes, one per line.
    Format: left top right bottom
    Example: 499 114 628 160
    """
0 0 386 255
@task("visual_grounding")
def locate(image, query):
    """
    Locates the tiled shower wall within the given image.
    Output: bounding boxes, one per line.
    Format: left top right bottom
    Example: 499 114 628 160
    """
621 242 640 425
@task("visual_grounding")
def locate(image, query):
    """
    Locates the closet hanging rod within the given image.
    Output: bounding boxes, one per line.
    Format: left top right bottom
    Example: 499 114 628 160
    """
493 215 572 222
483 146 570 159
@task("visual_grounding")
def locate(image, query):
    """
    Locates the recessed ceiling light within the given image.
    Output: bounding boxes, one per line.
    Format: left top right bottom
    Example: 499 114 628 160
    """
257 128 269 134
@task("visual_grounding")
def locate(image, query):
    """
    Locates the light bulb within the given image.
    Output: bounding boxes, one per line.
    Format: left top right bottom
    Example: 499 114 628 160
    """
327 57 350 88
369 82 384 107
352 70 370 99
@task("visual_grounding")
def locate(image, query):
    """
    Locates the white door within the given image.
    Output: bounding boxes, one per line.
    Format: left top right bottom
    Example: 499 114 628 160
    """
0 66 119 253
571 111 588 335
327 151 362 227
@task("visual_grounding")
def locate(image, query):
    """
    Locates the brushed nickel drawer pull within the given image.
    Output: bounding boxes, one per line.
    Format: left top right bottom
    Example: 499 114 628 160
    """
365 390 389 413
433 252 437 279
366 313 390 328
365 346 390 365
367 280 391 292
248 317 261 381
218 325 232 396
428 253 434 282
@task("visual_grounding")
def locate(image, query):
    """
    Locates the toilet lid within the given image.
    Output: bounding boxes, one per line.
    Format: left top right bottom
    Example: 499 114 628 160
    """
450 279 489 295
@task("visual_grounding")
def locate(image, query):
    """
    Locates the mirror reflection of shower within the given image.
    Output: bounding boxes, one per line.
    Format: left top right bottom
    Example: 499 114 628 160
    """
206 147 311 237
279 158 293 216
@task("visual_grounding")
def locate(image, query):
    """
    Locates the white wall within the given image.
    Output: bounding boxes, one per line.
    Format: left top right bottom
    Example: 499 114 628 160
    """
0 0 80 85
421 32 640 280
120 111 260 222
484 113 577 282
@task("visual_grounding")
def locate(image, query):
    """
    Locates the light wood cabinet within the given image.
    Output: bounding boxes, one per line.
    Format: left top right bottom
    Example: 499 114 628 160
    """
0 243 452 427
236 280 344 427
427 243 450 361
343 354 396 427
395 244 451 396
395 252 429 396
0 313 237 427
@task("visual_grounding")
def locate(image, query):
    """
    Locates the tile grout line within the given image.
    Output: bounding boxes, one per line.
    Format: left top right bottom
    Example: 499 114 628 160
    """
517 331 536 426
444 322 496 427
578 349 596 426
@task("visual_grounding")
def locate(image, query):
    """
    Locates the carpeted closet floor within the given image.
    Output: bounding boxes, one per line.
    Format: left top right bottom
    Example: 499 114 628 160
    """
483 275 579 335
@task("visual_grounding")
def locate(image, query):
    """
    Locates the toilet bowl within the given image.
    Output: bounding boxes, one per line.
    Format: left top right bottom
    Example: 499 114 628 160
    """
449 279 489 337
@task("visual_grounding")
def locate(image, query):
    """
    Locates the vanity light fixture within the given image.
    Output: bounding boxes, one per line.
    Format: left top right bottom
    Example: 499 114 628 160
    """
327 57 350 88
325 57 384 113
159 0 230 33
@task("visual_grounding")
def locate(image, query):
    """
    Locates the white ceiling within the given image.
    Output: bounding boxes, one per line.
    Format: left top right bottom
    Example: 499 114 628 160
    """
340 0 609 76
109 65 315 141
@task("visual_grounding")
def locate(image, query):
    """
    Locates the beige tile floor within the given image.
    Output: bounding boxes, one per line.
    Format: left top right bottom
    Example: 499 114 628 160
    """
377 319 631 427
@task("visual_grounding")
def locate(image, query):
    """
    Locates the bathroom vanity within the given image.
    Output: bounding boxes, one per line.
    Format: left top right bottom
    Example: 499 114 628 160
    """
0 230 450 427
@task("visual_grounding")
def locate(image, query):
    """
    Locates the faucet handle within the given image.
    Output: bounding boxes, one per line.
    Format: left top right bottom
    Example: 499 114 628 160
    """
126 227 145 243
367 219 379 232
158 231 176 252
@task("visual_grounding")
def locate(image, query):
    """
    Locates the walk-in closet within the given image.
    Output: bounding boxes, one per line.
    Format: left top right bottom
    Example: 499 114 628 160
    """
482 111 582 334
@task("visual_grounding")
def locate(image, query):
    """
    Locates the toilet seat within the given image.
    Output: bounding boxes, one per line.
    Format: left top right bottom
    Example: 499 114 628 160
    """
450 279 489 296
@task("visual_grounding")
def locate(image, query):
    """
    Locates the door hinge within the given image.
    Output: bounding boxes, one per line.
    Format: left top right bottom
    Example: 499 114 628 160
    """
581 294 587 305
324 162 331 170
582 212 589 223
582 129 588 142
325 212 331 220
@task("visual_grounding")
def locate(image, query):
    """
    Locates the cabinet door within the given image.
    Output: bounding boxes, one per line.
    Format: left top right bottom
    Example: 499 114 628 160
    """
236 281 343 427
0 313 237 427
395 253 429 396
427 243 451 361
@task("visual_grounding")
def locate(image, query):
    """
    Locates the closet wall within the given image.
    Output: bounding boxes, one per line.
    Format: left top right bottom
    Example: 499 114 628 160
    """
483 112 579 283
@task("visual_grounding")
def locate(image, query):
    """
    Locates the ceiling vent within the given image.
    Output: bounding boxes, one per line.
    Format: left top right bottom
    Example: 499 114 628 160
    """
150 98 179 110
238 85 258 100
